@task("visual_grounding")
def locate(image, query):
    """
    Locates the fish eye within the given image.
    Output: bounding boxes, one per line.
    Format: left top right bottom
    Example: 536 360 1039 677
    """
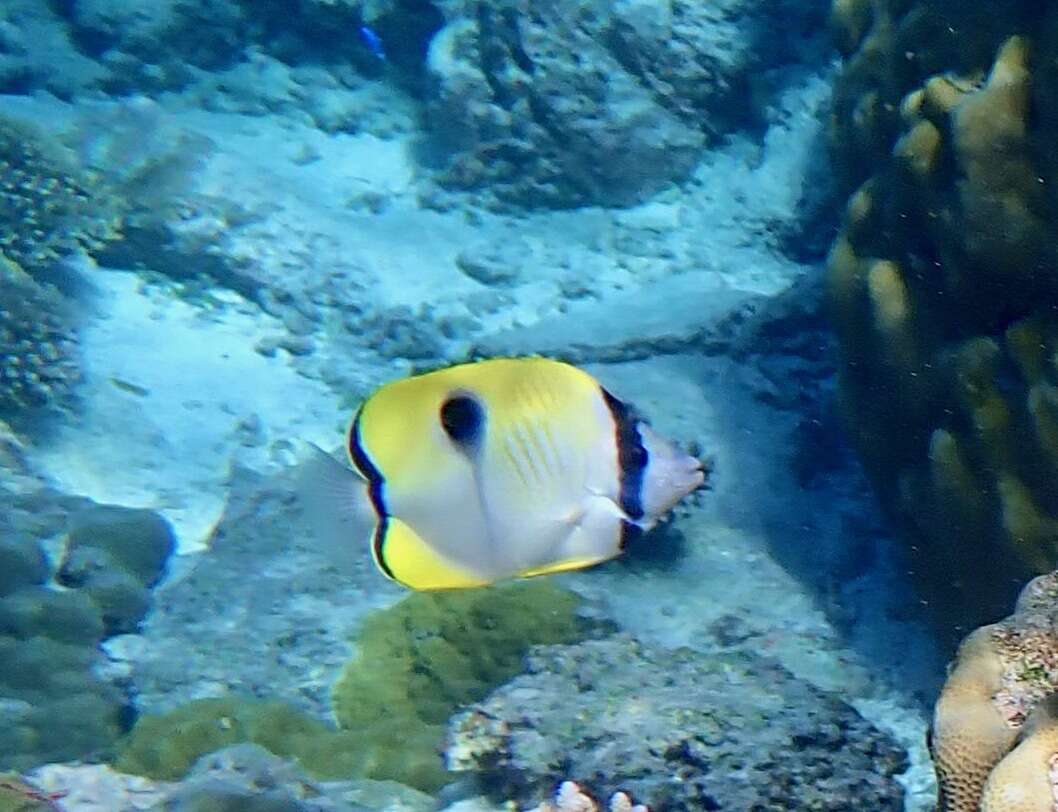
439 393 484 445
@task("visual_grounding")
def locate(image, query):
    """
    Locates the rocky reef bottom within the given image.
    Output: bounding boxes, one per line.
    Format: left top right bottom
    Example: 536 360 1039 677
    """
448 635 908 810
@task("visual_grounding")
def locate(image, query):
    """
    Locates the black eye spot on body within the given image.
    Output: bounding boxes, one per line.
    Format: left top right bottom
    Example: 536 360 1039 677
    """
440 393 484 447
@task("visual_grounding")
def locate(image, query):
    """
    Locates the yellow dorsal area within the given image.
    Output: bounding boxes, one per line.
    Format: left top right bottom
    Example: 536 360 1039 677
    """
354 357 603 493
380 517 491 590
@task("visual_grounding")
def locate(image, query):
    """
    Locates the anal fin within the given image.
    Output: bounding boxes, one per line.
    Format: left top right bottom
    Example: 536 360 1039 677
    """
380 517 491 590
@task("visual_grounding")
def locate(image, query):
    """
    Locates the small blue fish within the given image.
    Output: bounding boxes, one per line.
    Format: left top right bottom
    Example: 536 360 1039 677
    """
359 25 386 61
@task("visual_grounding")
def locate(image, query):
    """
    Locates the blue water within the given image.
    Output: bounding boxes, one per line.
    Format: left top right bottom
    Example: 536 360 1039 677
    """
3 1 1048 810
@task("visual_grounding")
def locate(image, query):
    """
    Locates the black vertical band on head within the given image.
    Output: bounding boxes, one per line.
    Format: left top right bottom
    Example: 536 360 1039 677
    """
601 387 647 522
349 408 394 580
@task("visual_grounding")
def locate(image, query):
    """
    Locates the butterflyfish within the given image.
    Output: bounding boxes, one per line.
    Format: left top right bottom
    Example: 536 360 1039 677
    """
300 357 706 590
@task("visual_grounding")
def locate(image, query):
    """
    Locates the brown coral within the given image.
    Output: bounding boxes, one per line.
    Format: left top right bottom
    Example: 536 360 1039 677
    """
980 697 1058 812
826 0 1058 634
932 627 1018 810
933 572 1058 810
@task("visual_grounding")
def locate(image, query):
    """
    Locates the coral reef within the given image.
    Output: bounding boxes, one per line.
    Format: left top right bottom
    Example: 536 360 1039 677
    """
446 634 907 809
0 112 119 418
931 570 1058 810
0 1 107 99
0 259 80 416
826 0 1058 630
60 0 247 94
0 114 114 275
530 781 648 812
0 500 175 773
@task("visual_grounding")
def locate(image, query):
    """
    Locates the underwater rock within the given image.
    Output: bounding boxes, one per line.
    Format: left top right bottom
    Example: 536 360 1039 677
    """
129 464 403 722
931 570 1058 811
447 634 907 810
825 0 1058 635
21 763 170 812
471 273 755 363
0 1 107 99
60 0 247 94
423 0 825 207
165 743 433 812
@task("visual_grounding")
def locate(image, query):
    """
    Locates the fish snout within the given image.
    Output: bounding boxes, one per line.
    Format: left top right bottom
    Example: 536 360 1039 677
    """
637 424 707 519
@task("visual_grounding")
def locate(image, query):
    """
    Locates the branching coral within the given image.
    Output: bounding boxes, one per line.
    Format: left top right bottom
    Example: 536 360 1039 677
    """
826 0 1058 632
0 258 80 416
0 113 120 419
0 114 116 275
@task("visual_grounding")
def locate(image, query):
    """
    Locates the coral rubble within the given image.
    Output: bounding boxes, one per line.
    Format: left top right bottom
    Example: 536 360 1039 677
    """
447 634 907 810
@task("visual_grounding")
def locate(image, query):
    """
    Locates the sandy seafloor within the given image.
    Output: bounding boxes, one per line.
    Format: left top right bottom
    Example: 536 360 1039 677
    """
2 53 941 811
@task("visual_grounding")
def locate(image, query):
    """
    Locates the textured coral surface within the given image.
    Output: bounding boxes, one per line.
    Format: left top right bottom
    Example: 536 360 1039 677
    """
933 571 1058 810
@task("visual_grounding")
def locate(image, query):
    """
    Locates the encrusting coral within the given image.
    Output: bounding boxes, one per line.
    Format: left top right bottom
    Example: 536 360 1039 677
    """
0 505 175 773
932 570 1058 810
826 0 1058 632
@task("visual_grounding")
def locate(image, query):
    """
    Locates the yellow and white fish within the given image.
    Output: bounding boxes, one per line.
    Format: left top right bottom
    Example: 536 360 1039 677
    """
301 357 706 590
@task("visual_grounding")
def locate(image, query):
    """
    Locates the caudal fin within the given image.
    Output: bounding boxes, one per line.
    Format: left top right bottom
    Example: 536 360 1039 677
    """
637 425 706 522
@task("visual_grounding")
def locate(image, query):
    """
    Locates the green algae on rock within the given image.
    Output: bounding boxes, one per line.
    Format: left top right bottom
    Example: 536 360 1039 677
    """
115 581 588 793
115 696 346 782
330 580 587 790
